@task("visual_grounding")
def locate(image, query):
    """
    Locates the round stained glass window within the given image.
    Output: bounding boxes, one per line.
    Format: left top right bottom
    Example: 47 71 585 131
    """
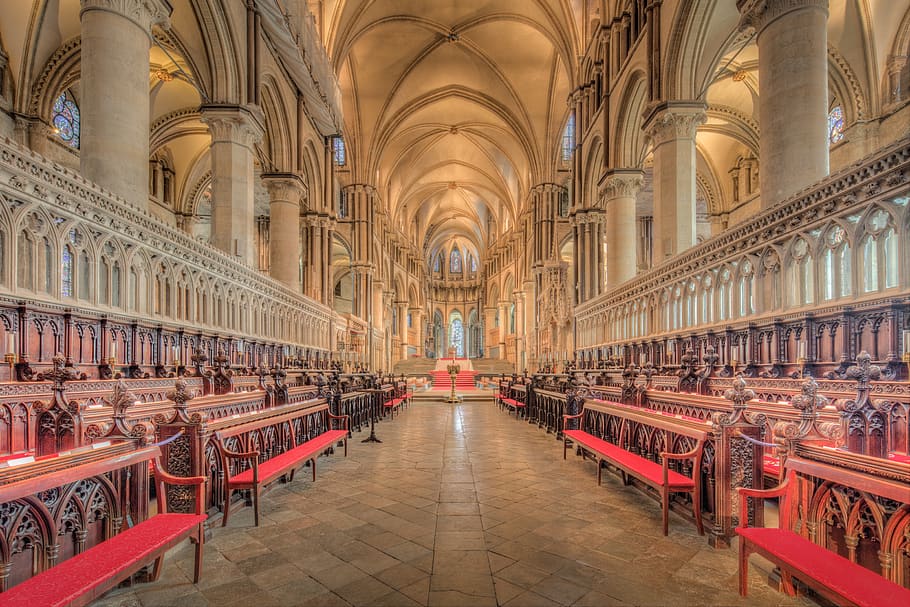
52 91 80 149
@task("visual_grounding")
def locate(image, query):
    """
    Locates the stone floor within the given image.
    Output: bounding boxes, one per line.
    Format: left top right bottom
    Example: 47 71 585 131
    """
94 399 813 607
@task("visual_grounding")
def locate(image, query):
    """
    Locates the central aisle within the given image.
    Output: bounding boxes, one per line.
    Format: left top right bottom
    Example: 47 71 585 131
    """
96 401 811 607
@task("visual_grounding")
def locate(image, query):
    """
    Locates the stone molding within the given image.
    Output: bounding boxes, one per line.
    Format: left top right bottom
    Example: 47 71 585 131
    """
737 0 829 35
262 173 306 205
80 0 172 35
200 105 264 149
642 102 706 147
342 183 377 197
571 208 606 226
599 170 643 201
574 135 910 320
0 136 334 329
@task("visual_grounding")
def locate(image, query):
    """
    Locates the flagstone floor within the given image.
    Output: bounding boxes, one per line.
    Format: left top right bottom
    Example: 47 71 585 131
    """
94 399 812 607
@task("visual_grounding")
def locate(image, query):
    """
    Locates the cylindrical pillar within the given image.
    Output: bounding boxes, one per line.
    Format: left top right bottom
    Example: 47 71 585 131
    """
602 171 643 288
79 0 170 208
739 0 829 206
262 174 304 291
201 106 264 265
643 102 705 263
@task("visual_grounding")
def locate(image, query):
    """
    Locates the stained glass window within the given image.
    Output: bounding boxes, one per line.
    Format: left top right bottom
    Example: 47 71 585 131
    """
52 91 80 149
61 245 73 297
433 253 441 272
470 255 477 272
333 137 346 166
450 248 462 272
560 113 575 167
450 318 464 357
828 106 844 145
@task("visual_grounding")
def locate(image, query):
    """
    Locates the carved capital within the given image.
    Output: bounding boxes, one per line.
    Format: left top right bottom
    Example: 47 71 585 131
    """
200 105 264 149
737 0 829 35
642 102 706 146
262 173 306 205
599 170 643 201
80 0 171 34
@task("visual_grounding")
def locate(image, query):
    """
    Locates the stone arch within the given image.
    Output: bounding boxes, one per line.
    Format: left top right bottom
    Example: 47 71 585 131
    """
612 70 648 168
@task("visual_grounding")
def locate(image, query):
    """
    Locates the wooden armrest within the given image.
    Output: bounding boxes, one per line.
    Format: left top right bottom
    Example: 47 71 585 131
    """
328 413 350 431
152 460 206 486
152 459 207 516
562 413 584 420
736 478 791 500
736 475 792 529
661 446 700 461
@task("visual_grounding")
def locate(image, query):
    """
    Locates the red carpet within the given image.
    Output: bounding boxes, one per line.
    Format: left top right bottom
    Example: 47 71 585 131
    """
430 370 477 390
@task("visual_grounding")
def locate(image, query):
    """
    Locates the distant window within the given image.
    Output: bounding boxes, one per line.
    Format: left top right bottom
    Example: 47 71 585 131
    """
433 254 441 273
828 106 845 145
338 190 348 218
558 188 569 217
450 248 462 273
52 91 80 149
61 246 73 298
333 137 346 166
560 113 575 168
470 255 477 272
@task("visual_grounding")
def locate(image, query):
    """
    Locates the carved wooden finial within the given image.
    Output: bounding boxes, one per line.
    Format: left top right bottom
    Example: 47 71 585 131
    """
724 374 756 411
167 379 194 408
107 379 137 420
791 376 829 420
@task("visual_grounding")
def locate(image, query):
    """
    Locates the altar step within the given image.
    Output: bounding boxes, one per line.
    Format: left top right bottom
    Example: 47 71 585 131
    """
430 370 477 390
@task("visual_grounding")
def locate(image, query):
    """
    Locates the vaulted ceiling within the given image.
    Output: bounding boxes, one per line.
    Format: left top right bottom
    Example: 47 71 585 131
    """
323 0 583 262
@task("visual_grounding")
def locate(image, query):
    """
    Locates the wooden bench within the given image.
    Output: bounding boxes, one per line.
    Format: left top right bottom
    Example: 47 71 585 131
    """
215 401 349 526
383 383 410 419
498 381 527 417
562 399 707 535
0 440 206 607
736 454 910 607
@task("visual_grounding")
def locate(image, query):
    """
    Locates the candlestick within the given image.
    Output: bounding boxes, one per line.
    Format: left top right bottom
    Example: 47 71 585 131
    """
903 330 910 357
797 339 806 360
6 333 15 355
110 341 117 360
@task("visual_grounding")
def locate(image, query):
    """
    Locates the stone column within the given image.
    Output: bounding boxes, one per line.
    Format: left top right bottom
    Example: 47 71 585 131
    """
201 105 264 266
262 173 304 291
498 302 509 359
79 0 170 209
643 102 705 263
410 307 423 357
739 0 829 207
636 215 653 271
601 170 643 288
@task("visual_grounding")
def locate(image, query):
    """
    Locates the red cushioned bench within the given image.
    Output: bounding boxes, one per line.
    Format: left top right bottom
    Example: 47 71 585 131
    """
216 401 349 527
0 443 206 607
383 390 408 419
736 456 910 607
563 400 706 536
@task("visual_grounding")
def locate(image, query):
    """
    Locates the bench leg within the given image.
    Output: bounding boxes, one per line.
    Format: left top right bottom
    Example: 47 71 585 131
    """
596 459 603 486
193 525 204 584
253 485 261 527
692 488 704 536
311 458 317 482
739 540 750 596
781 571 796 596
150 555 164 582
221 485 232 527
343 438 348 457
661 487 670 536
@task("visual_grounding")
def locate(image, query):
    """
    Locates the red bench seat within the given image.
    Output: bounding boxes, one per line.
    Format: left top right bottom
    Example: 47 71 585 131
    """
221 429 348 527
0 511 207 607
562 403 706 536
563 430 695 489
736 527 910 607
